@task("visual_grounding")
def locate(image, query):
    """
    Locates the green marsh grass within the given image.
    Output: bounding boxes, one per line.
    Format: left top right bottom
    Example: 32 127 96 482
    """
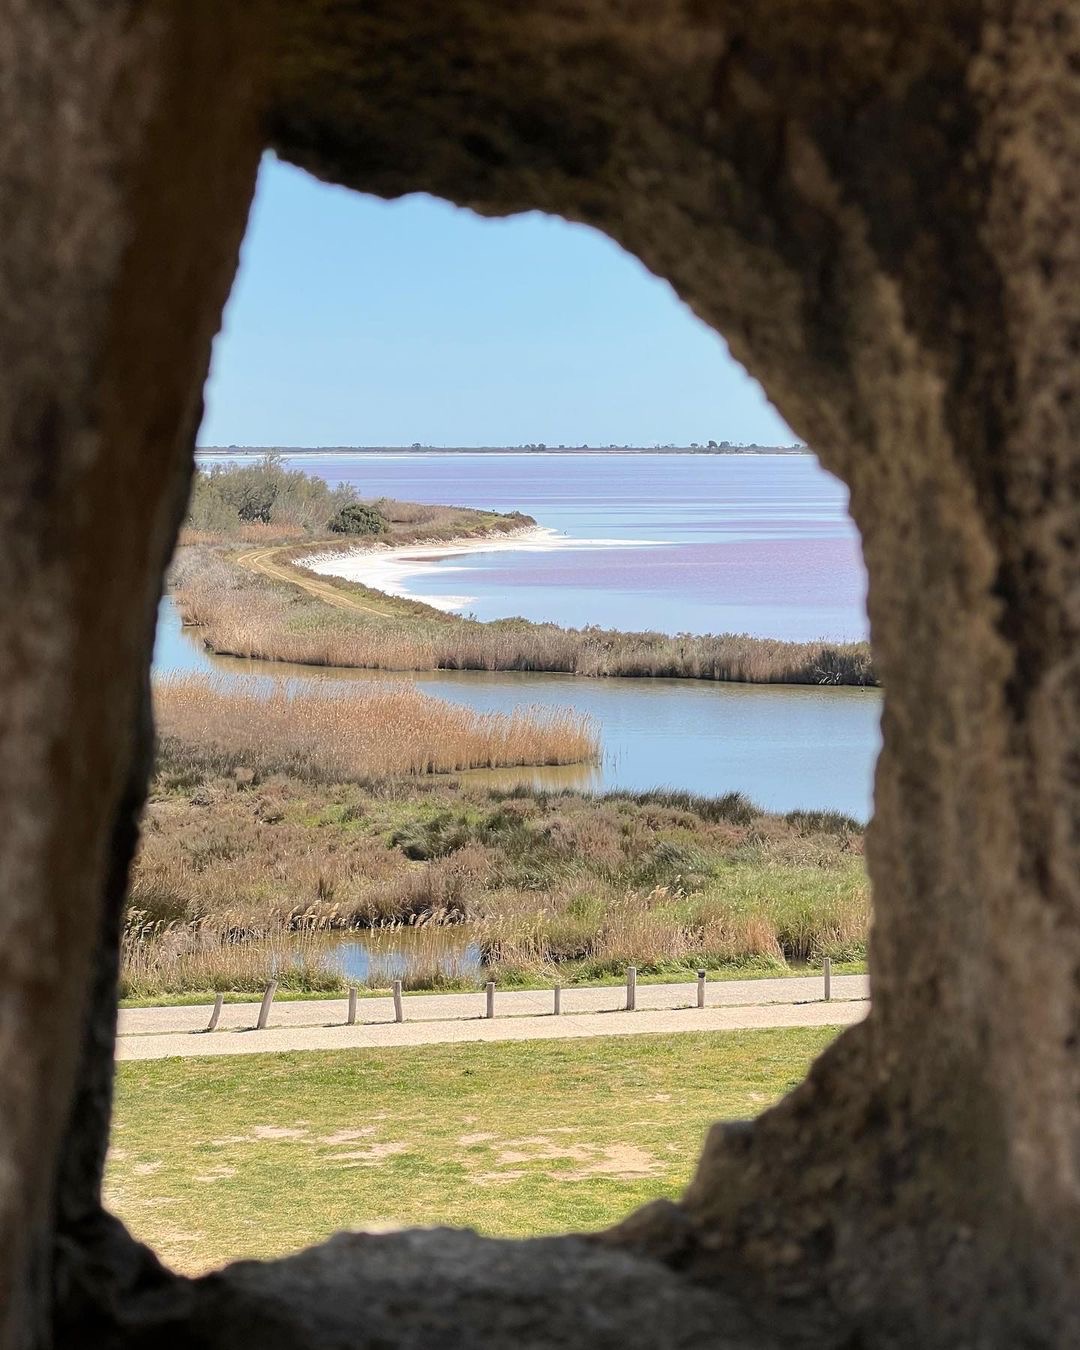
123 749 870 998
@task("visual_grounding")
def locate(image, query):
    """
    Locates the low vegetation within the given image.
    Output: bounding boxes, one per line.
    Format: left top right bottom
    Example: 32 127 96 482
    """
123 732 868 999
106 1028 840 1272
185 454 358 539
139 462 873 999
181 454 535 548
172 458 876 687
154 675 598 782
176 545 876 686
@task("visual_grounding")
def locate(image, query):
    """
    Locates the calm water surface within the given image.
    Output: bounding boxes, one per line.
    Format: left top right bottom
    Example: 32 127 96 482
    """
163 452 878 982
338 933 481 986
198 451 868 642
155 599 881 819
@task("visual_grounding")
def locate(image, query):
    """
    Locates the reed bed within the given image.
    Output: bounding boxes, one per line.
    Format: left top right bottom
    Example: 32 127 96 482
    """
179 522 310 547
123 755 870 996
121 915 347 997
480 875 868 983
121 876 867 999
153 674 599 781
175 552 875 686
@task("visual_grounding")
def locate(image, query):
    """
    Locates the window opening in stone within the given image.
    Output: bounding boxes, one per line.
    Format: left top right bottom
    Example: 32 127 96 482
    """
111 154 877 1274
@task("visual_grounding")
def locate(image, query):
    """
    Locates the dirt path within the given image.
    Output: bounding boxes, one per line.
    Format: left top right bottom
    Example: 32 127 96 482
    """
116 974 870 1061
233 544 395 618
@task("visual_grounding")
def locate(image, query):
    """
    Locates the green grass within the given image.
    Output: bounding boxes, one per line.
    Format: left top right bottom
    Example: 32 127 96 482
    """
106 1027 838 1272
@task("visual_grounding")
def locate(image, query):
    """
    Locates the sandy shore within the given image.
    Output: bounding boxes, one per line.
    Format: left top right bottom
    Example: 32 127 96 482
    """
302 525 665 613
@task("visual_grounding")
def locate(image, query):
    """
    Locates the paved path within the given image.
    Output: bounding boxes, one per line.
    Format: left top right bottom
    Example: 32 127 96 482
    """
116 974 869 1061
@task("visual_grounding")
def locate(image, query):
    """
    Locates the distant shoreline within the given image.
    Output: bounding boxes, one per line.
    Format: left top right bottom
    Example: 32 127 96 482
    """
197 445 809 456
303 524 558 612
302 524 670 615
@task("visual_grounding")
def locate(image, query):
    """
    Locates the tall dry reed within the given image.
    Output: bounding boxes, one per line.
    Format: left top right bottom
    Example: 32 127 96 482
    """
176 551 875 686
121 913 346 997
153 674 599 780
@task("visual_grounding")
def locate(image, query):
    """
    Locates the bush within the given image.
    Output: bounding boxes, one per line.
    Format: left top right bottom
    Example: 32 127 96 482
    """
784 809 862 836
185 454 358 537
603 788 760 826
329 501 388 536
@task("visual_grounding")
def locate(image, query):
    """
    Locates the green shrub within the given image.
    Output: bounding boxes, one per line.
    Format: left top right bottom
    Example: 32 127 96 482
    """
390 812 473 860
784 808 863 836
604 788 760 826
329 501 389 536
633 839 711 885
185 454 358 535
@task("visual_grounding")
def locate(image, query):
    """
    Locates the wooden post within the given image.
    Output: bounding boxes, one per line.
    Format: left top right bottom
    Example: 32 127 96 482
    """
486 980 495 1019
697 969 707 1009
823 957 832 1002
347 986 358 1026
256 980 277 1030
206 993 224 1033
626 966 637 1012
554 983 561 1016
392 980 404 1023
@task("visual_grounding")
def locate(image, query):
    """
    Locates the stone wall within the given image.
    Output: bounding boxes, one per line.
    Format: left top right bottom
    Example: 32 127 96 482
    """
0 3 1076 1347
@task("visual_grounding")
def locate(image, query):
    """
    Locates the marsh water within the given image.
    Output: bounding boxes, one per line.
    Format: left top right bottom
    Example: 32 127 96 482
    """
155 598 881 820
159 451 880 980
198 449 868 641
162 451 882 816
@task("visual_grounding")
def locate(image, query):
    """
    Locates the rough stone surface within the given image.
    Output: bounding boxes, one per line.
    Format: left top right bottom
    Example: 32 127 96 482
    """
79 1228 845 1350
0 1 1078 1347
0 4 268 1345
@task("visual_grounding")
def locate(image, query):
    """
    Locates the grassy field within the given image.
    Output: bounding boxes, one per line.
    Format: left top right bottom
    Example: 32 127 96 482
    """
124 736 868 998
106 1027 839 1272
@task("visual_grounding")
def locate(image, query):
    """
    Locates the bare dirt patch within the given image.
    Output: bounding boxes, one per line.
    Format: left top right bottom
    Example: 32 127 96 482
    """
194 1166 238 1183
212 1125 312 1145
327 1142 408 1168
319 1128 377 1144
473 1170 527 1186
558 1145 660 1181
475 1133 662 1181
494 1135 595 1166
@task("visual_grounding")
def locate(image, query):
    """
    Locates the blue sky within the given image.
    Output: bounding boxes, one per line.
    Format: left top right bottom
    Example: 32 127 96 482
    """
199 155 794 448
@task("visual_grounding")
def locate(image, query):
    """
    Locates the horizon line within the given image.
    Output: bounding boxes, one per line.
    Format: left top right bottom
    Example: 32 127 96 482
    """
195 442 809 453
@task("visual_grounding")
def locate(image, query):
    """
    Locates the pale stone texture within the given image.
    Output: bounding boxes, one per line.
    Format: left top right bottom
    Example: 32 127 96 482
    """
0 2 1077 1348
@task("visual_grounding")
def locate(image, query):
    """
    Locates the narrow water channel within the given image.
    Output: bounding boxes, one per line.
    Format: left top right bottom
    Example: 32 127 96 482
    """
154 597 881 819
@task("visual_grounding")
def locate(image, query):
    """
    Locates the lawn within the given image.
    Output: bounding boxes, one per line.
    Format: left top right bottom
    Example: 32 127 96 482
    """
106 1026 839 1273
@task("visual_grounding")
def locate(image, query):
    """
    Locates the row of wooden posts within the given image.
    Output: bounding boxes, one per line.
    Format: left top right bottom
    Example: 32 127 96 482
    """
205 959 835 1032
